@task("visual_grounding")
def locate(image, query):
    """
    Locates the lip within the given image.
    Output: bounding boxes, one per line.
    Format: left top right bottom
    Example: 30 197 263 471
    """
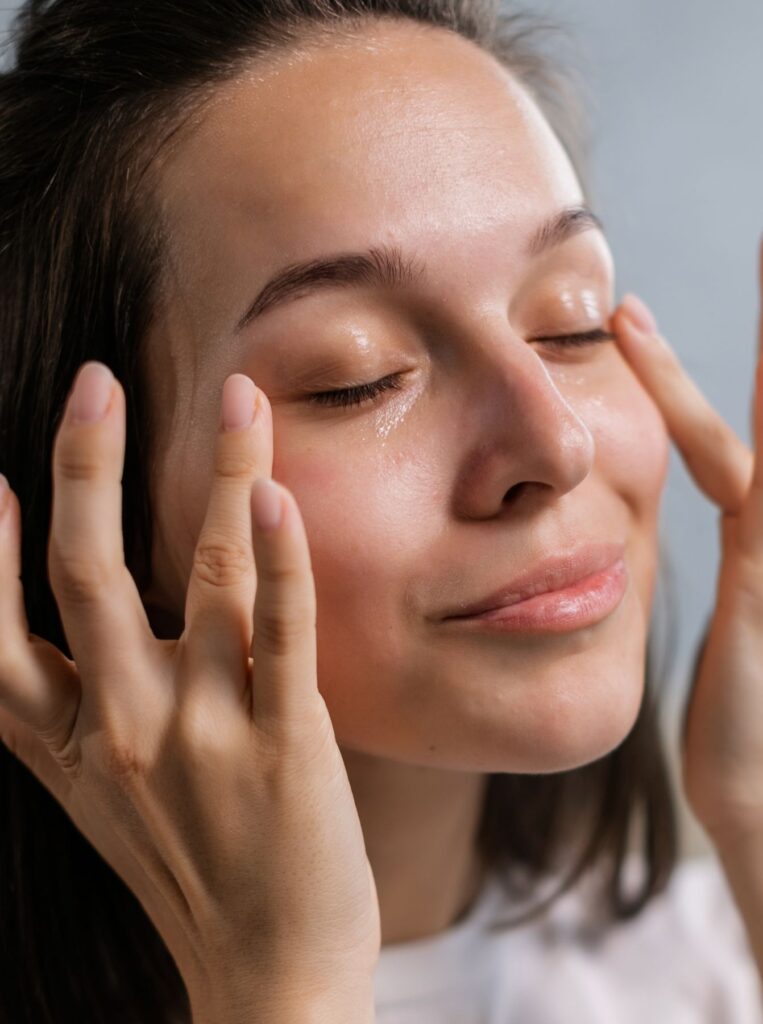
441 558 628 634
440 541 627 620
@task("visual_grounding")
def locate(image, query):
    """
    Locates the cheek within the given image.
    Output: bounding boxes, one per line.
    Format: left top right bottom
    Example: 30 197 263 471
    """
274 434 435 670
590 378 669 511
584 375 669 603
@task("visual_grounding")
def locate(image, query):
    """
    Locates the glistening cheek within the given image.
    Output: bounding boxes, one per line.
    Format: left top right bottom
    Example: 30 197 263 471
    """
586 390 669 506
593 400 667 618
621 401 670 499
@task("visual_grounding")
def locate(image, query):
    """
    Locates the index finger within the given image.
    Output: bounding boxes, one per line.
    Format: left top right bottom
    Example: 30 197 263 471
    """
611 293 754 515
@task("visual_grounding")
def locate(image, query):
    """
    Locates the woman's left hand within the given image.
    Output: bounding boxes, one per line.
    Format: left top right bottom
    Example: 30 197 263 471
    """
610 238 763 849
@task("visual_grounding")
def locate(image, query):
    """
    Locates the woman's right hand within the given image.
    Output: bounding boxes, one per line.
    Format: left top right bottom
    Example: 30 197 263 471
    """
0 363 380 1023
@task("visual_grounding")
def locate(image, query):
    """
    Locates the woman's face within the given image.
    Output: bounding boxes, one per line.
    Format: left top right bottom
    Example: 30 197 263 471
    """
143 19 669 773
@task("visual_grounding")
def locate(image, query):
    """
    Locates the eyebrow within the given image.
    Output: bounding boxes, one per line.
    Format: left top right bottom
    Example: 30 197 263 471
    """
234 204 604 331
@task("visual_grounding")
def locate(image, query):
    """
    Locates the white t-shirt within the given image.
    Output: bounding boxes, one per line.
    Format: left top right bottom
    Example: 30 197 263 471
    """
374 853 762 1023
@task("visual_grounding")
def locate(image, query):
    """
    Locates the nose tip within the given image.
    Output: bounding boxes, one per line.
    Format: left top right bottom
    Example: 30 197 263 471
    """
455 326 598 515
508 377 596 498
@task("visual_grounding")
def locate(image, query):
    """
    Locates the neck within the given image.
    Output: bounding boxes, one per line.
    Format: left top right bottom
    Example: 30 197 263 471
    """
340 747 490 945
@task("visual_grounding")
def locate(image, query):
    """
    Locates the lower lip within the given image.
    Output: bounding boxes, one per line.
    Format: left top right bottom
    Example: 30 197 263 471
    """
442 557 628 634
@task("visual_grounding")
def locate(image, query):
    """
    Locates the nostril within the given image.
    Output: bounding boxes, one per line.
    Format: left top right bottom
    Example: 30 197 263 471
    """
504 481 546 506
504 482 528 504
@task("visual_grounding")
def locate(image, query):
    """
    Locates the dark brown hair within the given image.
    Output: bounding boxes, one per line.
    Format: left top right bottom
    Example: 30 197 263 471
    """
0 1 679 1020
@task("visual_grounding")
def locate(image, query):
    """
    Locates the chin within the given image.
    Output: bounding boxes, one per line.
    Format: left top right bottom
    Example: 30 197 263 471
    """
479 646 648 774
384 642 648 775
515 665 646 774
441 584 651 774
329 586 651 773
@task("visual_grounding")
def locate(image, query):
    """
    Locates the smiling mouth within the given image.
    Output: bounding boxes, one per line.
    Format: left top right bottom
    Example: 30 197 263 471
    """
440 557 629 634
440 541 627 621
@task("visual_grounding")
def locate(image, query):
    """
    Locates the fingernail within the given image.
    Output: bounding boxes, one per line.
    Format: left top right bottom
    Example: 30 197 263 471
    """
0 473 9 516
251 477 283 532
221 374 258 432
623 293 659 334
69 362 114 424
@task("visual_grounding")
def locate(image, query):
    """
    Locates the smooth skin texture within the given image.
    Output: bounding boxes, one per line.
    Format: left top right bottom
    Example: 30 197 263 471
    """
7 18 663 949
1 17 762 995
140 19 667 941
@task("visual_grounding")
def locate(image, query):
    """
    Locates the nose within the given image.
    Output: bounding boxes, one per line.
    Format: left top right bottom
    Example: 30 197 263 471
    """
453 326 595 518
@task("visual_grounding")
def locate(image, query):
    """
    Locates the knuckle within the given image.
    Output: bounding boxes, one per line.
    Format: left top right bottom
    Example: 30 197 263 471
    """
173 700 232 760
54 439 105 482
214 446 257 480
48 549 119 606
100 736 149 785
192 537 252 589
257 561 303 588
252 608 311 655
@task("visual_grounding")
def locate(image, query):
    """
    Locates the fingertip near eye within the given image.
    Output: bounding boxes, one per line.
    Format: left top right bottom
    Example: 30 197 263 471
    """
620 293 659 336
220 374 259 432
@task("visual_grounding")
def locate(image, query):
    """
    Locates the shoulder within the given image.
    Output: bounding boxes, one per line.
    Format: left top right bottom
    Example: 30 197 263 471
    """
455 855 763 1022
552 852 752 954
550 853 763 1017
616 852 750 945
489 852 751 947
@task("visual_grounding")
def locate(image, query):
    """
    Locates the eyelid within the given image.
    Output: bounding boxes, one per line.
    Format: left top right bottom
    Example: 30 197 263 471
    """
307 327 614 409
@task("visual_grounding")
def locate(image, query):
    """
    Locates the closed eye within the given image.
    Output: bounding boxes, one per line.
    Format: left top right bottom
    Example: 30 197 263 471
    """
307 327 615 409
534 327 615 349
307 373 406 409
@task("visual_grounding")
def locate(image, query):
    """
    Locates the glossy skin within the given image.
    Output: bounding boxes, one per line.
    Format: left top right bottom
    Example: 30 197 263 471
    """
0 17 673 958
131 20 671 942
143 20 668 782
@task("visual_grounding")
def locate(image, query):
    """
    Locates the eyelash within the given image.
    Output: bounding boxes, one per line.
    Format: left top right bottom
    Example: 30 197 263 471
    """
307 328 615 409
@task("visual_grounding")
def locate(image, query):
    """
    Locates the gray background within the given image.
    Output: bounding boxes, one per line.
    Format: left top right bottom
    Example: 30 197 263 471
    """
2 3 762 851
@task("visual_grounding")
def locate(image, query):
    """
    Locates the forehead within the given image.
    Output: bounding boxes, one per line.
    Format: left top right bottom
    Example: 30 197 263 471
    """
154 19 583 333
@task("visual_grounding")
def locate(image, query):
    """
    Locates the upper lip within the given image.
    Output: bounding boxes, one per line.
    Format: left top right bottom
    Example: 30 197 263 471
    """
440 541 626 619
